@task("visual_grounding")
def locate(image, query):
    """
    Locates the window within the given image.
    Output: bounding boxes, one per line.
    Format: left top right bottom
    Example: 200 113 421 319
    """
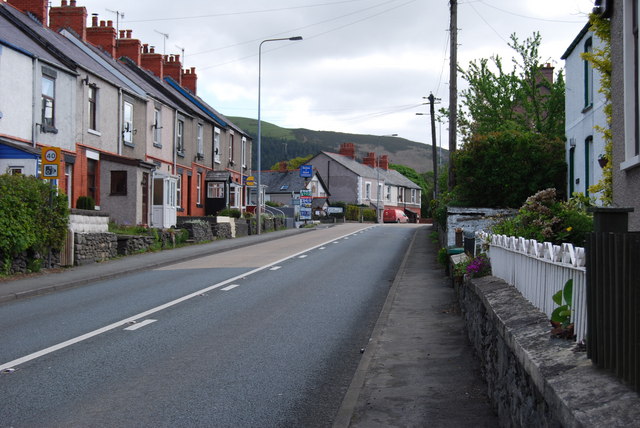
398 187 404 202
230 187 239 208
177 119 184 154
584 38 594 109
585 136 594 196
197 123 204 156
88 86 98 131
87 158 97 202
176 175 182 208
411 189 417 203
153 108 161 146
213 128 221 164
110 171 127 195
208 182 224 198
365 182 371 200
229 134 235 164
242 137 247 168
196 172 202 205
377 183 383 202
123 101 133 145
9 167 23 175
41 75 55 129
386 185 392 201
622 0 640 167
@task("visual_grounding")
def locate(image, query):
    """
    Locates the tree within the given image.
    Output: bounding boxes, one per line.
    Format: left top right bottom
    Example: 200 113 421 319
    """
390 164 431 216
453 130 566 208
459 32 565 139
452 32 567 208
269 154 313 170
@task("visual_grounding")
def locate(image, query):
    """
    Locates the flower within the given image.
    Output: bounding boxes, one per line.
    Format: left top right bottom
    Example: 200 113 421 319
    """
566 226 573 232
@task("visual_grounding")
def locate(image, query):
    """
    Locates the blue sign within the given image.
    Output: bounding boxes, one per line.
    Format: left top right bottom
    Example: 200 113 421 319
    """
300 165 313 178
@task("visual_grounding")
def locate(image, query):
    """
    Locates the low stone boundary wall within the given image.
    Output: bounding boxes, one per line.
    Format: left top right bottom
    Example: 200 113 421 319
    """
116 235 156 256
74 232 117 265
459 276 640 427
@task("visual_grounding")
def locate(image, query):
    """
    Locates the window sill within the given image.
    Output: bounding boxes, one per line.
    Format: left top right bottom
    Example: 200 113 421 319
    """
109 193 127 196
41 125 58 134
177 151 185 158
620 155 640 171
196 204 203 208
153 142 162 149
88 129 101 136
177 207 185 213
581 104 593 114
123 141 134 148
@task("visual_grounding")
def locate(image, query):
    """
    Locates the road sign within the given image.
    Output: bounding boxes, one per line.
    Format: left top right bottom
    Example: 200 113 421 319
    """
300 165 313 178
299 189 312 220
245 175 255 186
41 147 61 179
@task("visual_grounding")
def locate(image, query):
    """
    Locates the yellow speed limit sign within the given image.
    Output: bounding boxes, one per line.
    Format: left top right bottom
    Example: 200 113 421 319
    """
41 147 61 179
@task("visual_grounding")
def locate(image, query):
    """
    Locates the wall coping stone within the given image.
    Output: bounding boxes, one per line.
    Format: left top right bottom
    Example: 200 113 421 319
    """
466 276 640 427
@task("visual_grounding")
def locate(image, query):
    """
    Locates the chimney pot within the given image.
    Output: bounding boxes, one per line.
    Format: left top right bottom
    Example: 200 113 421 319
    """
61 0 67 6
126 29 132 38
119 30 125 38
150 46 155 53
107 20 113 27
70 0 76 5
91 14 98 26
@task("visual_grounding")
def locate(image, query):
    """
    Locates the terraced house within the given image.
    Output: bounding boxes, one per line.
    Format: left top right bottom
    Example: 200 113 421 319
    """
0 0 253 228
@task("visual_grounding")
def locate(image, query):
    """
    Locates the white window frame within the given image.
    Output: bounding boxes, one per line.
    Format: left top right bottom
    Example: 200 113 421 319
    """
411 188 417 204
365 182 372 200
214 128 221 164
398 187 404 202
177 119 184 154
176 174 182 208
196 172 202 205
229 132 235 165
123 101 133 145
88 85 98 131
197 123 204 156
242 137 247 169
41 75 55 129
153 108 161 146
386 185 392 201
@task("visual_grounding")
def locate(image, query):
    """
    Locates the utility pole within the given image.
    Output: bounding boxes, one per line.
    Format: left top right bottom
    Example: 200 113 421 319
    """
428 93 439 198
448 0 458 191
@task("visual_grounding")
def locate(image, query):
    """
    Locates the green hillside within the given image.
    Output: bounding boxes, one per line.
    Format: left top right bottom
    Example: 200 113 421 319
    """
228 117 447 173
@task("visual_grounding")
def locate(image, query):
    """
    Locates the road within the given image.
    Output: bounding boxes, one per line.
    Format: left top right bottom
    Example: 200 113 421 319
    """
0 223 420 427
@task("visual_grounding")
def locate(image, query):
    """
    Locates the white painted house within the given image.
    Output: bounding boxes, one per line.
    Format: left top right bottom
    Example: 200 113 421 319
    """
562 23 608 203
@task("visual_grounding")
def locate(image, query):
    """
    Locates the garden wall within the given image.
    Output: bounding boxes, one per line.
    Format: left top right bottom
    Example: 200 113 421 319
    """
444 207 515 248
459 275 640 427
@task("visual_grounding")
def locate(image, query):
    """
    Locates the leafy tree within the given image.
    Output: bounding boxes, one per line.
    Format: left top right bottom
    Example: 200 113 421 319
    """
459 32 565 140
269 154 313 170
453 130 566 208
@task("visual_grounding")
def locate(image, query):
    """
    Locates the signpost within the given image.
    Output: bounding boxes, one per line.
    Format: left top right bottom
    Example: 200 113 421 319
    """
245 175 255 186
300 165 313 178
299 189 312 220
41 147 61 180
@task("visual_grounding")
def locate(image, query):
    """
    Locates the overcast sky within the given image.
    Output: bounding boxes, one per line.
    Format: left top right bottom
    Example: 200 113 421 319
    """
84 0 594 146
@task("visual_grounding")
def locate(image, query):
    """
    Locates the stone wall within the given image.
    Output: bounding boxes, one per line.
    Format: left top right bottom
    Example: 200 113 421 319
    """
180 220 214 243
444 207 515 248
116 235 156 256
459 276 640 427
212 223 232 240
74 232 117 265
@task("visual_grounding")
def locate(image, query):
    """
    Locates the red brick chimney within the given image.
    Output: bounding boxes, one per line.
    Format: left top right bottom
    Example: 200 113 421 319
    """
181 67 197 94
363 152 376 168
537 63 554 96
339 143 356 160
87 16 116 57
116 30 142 65
163 55 182 85
141 44 164 78
49 0 87 39
6 0 48 26
378 155 389 170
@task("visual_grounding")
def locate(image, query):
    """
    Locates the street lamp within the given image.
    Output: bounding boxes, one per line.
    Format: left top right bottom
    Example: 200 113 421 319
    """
257 36 302 234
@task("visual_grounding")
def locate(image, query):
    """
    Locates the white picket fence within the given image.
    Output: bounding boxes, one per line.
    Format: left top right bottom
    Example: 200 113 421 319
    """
476 232 587 343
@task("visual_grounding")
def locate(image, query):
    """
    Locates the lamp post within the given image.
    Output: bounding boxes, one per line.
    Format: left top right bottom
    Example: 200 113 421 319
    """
257 36 302 234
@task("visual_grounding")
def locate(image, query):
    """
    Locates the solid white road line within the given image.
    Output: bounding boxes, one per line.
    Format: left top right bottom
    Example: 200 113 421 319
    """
0 225 375 372
221 284 241 291
124 319 157 331
298 255 308 259
270 266 282 271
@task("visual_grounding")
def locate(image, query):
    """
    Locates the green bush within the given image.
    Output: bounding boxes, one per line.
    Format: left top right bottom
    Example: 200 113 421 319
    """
76 195 95 210
491 188 593 246
0 175 69 271
218 208 242 218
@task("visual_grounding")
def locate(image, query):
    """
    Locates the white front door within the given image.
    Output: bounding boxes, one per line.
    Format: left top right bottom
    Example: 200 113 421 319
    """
152 173 177 228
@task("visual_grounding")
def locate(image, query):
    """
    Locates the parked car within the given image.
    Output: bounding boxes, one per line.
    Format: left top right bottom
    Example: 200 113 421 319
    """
383 208 409 223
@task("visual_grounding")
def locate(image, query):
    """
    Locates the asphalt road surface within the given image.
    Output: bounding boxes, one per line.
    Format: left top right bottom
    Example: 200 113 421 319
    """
0 224 419 427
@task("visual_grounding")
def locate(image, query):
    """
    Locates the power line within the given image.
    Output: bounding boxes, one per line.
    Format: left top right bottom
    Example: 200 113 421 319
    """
473 1 587 24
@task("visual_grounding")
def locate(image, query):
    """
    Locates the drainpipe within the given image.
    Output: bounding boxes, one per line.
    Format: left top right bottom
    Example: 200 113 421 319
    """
117 88 123 155
173 109 177 174
31 58 39 148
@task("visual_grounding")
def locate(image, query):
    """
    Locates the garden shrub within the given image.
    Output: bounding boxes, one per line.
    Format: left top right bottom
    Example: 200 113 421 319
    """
218 208 242 218
76 195 95 210
491 188 593 246
0 174 69 272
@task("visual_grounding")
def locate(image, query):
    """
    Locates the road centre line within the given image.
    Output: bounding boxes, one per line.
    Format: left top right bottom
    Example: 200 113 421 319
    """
0 226 374 372
221 284 241 291
124 319 157 331
270 266 282 271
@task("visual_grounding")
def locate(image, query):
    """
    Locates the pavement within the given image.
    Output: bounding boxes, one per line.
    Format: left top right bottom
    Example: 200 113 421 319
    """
0 224 498 427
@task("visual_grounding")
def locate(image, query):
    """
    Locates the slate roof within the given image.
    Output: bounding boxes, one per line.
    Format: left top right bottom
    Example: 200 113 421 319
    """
319 151 420 189
260 170 311 194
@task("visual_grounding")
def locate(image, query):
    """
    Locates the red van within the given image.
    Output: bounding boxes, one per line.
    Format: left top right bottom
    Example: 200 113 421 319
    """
383 209 409 223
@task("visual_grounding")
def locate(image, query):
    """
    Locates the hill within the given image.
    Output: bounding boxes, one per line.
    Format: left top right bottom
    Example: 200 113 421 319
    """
228 117 447 174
